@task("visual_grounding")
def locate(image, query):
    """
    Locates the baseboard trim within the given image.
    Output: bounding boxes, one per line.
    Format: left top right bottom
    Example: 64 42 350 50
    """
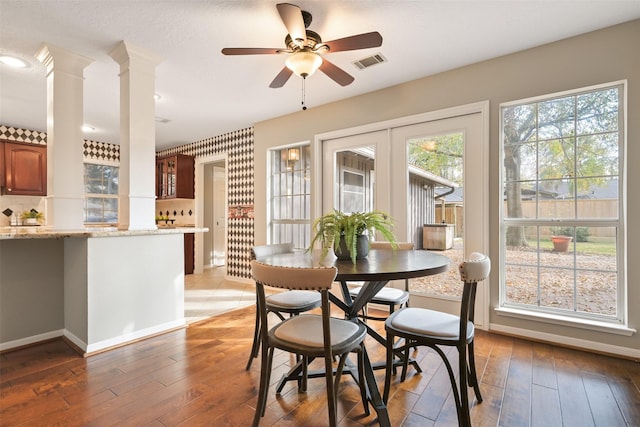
490 323 640 361
0 330 64 353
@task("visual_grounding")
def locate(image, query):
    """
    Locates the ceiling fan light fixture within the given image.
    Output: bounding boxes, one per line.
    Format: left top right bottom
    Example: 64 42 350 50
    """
285 51 322 78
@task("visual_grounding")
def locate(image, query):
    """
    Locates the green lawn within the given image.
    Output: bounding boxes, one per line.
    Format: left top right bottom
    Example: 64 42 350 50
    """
539 239 616 256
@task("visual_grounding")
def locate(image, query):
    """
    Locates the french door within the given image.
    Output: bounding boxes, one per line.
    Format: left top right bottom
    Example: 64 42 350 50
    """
318 106 489 328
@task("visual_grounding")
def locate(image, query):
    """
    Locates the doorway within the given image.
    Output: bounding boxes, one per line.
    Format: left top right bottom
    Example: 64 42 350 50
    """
316 103 489 328
195 155 228 273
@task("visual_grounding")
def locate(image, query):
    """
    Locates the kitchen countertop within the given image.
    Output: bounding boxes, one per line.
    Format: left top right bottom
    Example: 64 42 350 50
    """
0 225 207 240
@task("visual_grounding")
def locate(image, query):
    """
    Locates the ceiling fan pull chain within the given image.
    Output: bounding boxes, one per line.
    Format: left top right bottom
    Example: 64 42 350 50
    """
301 76 307 110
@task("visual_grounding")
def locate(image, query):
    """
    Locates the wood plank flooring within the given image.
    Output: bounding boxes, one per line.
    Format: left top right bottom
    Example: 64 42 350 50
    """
2 305 640 426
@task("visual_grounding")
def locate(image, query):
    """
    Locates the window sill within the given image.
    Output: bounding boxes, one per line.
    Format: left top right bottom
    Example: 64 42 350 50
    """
494 306 636 336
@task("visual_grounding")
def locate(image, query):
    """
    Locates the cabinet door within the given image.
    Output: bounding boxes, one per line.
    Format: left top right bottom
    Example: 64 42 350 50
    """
3 142 47 196
155 155 194 199
184 233 195 274
156 159 166 198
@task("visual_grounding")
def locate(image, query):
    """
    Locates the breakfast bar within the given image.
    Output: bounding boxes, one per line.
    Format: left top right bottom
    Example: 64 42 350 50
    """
0 226 206 355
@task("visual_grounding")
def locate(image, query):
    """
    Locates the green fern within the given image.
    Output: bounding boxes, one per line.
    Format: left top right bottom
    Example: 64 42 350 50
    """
308 210 397 263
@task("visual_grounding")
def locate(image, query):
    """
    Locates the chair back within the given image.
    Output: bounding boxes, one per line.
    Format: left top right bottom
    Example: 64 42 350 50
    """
457 252 491 338
251 260 337 292
370 241 414 250
252 242 294 260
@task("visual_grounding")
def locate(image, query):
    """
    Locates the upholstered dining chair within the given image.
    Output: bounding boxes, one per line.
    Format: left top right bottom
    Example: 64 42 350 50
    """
383 252 491 427
245 243 322 370
349 241 413 321
250 260 369 427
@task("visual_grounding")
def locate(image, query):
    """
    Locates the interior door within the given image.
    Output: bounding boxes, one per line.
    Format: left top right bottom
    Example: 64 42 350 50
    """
321 112 488 328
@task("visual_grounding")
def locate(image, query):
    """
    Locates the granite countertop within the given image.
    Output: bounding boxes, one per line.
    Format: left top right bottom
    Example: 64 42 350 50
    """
0 225 207 240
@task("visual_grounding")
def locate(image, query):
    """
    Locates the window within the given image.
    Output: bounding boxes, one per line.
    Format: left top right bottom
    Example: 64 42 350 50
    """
340 169 365 213
500 82 624 325
84 163 119 224
269 145 311 249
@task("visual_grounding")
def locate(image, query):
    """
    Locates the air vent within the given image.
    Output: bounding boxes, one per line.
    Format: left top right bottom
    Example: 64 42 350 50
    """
353 53 386 70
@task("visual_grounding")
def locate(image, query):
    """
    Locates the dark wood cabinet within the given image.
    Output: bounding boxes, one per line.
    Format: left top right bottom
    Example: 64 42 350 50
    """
1 140 47 196
156 154 194 199
184 233 195 275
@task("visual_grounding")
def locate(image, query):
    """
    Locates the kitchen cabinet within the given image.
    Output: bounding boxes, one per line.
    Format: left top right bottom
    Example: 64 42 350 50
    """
1 140 47 196
184 232 194 274
156 154 194 199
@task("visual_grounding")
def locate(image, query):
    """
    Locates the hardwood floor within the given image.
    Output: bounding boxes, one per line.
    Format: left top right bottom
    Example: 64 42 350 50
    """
2 304 640 426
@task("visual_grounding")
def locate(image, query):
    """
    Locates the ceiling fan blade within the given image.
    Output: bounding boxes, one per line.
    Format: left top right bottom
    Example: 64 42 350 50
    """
319 59 354 86
221 47 281 55
276 3 307 46
269 66 294 88
323 31 383 52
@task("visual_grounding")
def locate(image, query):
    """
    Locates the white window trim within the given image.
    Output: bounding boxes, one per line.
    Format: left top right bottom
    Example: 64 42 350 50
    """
498 80 628 330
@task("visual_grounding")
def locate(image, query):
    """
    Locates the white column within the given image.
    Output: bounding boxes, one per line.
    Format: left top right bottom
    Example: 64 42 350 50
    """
109 41 162 230
35 44 93 230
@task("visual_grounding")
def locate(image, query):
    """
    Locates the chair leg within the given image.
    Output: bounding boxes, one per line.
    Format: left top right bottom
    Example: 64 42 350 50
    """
324 350 338 426
246 304 261 371
400 340 411 382
356 345 370 416
459 345 472 427
383 332 394 404
253 344 274 426
468 341 483 403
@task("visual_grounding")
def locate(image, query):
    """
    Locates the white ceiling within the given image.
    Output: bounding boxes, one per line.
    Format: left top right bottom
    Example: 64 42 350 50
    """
2 1 640 151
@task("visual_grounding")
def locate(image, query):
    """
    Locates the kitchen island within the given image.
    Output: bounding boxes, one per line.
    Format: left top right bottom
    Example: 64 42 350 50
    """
0 226 207 355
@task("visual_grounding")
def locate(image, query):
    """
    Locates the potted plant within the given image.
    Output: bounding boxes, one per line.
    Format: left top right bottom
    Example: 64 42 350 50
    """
550 227 573 252
308 210 397 263
20 209 44 226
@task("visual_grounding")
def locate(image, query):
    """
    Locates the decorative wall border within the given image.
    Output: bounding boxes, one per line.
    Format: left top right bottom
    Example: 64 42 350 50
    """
0 125 120 164
0 125 47 144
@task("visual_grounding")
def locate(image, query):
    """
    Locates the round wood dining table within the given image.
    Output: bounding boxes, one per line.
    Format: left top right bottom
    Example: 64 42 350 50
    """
255 247 451 427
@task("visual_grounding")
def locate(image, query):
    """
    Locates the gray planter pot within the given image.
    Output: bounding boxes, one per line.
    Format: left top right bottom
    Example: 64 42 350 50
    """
336 235 369 260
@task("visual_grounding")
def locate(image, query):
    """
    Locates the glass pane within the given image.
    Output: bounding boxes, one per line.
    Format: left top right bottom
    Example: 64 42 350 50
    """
538 180 575 219
503 103 537 143
335 147 374 213
575 227 617 271
576 178 618 219
505 264 539 306
576 88 619 135
503 142 537 182
538 138 575 180
576 133 619 176
407 132 463 299
538 96 574 140
539 267 574 310
576 271 617 316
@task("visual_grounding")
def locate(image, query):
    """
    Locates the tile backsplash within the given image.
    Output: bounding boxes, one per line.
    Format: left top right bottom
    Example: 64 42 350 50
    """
1 195 47 226
155 199 196 226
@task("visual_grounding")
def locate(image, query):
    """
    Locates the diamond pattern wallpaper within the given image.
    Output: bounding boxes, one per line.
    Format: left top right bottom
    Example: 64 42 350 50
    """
157 127 255 279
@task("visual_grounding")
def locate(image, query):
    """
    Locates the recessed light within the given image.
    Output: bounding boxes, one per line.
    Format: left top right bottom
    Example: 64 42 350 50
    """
0 55 29 68
154 93 162 101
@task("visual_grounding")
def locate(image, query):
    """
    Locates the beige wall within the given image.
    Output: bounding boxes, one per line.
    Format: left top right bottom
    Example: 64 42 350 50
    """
254 20 640 354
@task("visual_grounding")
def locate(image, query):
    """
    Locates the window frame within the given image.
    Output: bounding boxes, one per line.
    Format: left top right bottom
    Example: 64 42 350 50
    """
83 162 119 225
498 81 627 329
268 144 311 249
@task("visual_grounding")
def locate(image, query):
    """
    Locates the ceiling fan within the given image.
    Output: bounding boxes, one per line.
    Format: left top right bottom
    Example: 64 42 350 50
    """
221 3 383 89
